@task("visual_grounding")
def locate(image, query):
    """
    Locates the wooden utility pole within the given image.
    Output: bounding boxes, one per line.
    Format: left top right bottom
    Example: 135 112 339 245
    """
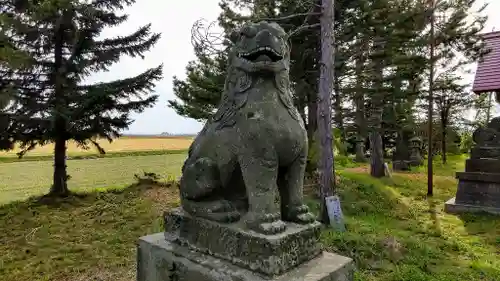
317 0 335 224
427 0 435 197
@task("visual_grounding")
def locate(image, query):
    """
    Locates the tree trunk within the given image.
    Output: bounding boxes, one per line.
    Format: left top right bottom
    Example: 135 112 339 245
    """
307 90 318 145
369 38 385 178
51 136 69 196
317 0 335 225
369 116 385 177
486 91 492 124
354 38 367 162
333 63 345 154
296 86 307 127
427 1 435 197
441 110 447 164
49 11 70 197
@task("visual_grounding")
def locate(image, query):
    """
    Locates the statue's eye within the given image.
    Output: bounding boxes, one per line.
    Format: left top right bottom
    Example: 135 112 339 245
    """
240 26 257 38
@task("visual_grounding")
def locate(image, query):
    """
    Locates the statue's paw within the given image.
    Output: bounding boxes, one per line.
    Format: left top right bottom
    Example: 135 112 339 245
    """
294 204 309 214
293 212 316 224
206 200 240 223
255 220 287 235
183 199 241 223
261 212 281 223
209 210 241 223
208 199 236 213
246 212 286 234
284 204 316 224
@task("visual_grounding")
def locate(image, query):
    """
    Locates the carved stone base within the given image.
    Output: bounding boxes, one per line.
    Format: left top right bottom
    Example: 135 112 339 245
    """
164 208 322 277
444 197 500 215
408 156 423 166
470 146 500 159
465 158 500 173
445 170 500 215
137 233 355 281
454 172 500 206
392 160 410 171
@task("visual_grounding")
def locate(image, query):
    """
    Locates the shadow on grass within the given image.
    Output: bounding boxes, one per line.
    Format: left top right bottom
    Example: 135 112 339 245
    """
427 199 442 237
0 183 179 281
456 212 500 251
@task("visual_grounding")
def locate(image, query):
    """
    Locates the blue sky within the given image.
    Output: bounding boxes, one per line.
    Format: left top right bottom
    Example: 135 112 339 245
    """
88 0 500 135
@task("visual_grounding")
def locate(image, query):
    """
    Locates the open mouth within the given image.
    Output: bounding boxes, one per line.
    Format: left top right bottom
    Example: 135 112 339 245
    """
239 47 283 62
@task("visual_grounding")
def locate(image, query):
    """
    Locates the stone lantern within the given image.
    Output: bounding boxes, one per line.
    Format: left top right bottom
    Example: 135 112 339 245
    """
408 136 423 166
354 135 366 162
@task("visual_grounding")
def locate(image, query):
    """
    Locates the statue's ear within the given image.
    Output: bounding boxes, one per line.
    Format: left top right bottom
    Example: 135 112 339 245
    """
229 29 240 44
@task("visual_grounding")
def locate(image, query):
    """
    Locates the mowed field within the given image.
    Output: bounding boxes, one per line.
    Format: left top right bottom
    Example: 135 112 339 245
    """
0 136 194 157
0 136 193 204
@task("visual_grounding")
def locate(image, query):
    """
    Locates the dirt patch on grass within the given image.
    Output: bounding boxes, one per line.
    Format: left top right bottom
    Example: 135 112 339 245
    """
143 185 180 213
380 236 405 262
343 165 453 181
344 166 370 174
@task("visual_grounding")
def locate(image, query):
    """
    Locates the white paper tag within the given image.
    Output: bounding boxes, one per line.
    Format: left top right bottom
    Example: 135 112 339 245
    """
325 195 346 232
384 162 392 177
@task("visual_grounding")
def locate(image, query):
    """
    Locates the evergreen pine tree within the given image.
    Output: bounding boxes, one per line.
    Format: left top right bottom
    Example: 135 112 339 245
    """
169 46 228 121
429 0 487 163
1 0 163 196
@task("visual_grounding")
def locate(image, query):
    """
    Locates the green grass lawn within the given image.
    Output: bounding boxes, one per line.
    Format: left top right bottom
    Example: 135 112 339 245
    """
0 185 177 281
411 154 468 177
0 154 499 281
0 153 186 204
328 170 500 281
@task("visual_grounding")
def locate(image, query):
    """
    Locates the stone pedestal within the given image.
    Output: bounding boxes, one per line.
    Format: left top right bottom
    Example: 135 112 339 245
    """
137 208 355 281
392 160 410 171
408 136 423 167
354 138 367 162
445 159 500 215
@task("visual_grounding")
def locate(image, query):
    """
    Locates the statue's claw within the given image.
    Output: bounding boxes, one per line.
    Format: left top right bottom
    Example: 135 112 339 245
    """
182 199 241 223
255 220 287 235
246 212 287 234
283 204 316 224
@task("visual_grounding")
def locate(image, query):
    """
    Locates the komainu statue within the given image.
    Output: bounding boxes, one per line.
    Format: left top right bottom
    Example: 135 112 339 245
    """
179 21 315 235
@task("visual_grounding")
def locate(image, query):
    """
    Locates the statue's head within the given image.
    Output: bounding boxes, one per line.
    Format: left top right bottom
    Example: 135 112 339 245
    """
229 21 289 74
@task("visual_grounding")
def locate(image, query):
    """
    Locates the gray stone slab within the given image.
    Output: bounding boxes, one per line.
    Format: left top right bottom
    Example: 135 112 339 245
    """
465 158 500 173
470 146 500 159
164 208 322 277
444 197 500 215
456 171 500 183
137 233 355 281
455 176 500 207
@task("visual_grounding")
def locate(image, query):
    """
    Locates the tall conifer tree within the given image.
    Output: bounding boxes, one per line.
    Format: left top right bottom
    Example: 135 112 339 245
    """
0 0 163 196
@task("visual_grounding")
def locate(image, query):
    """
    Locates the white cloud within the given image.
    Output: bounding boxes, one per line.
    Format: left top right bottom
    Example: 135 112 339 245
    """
88 0 500 134
87 0 221 135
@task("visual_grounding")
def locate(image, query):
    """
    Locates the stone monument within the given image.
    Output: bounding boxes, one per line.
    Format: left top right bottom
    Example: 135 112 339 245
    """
137 21 355 281
445 117 500 215
408 136 423 167
354 136 367 162
392 132 411 171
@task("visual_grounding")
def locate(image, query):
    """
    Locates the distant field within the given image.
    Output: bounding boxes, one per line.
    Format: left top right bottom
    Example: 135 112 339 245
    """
0 153 187 204
0 136 194 158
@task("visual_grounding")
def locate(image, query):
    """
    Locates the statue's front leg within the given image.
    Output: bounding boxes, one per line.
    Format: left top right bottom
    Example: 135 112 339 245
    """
280 148 316 224
238 144 285 234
